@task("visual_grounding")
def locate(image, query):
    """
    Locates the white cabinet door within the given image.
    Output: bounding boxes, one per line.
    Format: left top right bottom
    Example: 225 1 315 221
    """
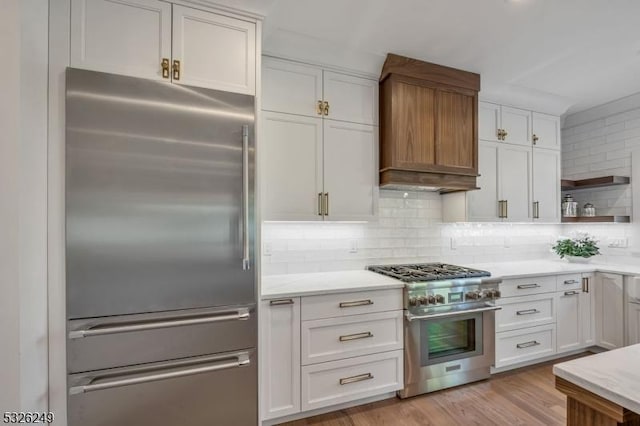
261 298 301 420
70 0 172 80
532 112 560 150
581 274 596 347
468 141 499 221
532 149 560 222
262 58 323 117
501 106 532 146
556 290 581 353
172 5 256 94
595 273 624 350
323 72 378 125
323 121 377 221
262 112 323 221
499 145 532 222
628 302 640 346
478 101 501 142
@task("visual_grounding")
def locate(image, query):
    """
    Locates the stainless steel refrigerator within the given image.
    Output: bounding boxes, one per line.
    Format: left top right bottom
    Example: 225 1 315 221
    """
65 68 257 426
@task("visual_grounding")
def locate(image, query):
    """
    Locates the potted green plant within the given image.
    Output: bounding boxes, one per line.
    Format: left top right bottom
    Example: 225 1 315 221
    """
552 233 600 263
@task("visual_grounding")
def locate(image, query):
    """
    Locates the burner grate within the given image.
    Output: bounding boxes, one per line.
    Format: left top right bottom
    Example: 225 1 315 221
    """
367 263 490 282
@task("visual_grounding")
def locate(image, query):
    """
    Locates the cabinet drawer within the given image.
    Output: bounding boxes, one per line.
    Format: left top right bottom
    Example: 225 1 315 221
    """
495 324 555 368
496 294 555 332
301 289 402 321
500 276 556 298
301 350 403 411
556 274 583 291
301 311 403 365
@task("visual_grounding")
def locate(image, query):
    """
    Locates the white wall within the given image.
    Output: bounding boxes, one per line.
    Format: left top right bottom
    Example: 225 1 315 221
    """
0 0 49 414
562 91 640 258
262 191 562 275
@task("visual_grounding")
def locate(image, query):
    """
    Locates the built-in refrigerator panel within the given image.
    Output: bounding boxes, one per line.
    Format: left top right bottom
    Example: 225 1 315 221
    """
65 68 256 319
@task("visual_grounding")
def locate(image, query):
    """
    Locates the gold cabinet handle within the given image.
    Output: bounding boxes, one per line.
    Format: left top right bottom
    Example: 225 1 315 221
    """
318 193 323 216
161 58 170 79
504 200 508 219
323 101 330 116
339 331 373 342
324 192 329 216
339 373 373 386
533 201 540 219
502 129 508 140
497 129 503 140
172 60 181 80
532 134 539 145
317 100 324 115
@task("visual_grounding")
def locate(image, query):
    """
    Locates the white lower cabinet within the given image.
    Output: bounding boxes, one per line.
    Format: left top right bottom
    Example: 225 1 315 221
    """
595 273 624 350
627 301 640 346
301 350 403 412
261 289 403 423
495 324 555 368
495 294 555 333
261 298 301 420
555 289 582 352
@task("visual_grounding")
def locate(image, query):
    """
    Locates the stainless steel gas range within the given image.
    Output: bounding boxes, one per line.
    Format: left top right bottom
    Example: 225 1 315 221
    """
367 263 502 398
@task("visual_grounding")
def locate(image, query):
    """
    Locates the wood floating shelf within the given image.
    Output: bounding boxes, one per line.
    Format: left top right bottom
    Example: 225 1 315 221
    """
561 176 630 191
562 216 631 223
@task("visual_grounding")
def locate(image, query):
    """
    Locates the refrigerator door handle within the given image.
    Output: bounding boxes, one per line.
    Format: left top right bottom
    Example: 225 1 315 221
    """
69 352 250 395
68 308 250 339
242 124 250 271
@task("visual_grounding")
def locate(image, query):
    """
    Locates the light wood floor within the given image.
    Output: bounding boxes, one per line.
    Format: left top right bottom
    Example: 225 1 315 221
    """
280 354 590 426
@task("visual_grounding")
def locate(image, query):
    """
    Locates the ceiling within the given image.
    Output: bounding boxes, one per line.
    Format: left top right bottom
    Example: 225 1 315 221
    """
217 0 640 116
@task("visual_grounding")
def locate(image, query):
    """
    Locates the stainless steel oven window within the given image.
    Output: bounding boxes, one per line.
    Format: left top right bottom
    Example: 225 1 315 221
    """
420 311 484 366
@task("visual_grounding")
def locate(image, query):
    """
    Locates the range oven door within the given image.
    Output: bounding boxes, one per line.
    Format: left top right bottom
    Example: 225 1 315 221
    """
402 305 500 397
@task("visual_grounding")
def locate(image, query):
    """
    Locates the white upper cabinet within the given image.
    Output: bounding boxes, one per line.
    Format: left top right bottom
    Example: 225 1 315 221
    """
500 106 532 146
261 58 379 222
532 149 560 222
261 112 324 221
70 0 172 80
323 72 378 125
478 102 501 142
323 121 377 221
467 142 499 221
532 112 561 150
71 0 257 93
172 5 256 94
262 58 323 117
499 144 532 222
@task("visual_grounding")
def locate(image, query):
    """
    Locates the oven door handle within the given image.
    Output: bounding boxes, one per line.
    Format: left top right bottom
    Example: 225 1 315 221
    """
405 305 502 322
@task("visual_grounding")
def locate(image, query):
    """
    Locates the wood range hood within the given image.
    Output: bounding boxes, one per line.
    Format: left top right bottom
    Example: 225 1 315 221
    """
379 54 481 192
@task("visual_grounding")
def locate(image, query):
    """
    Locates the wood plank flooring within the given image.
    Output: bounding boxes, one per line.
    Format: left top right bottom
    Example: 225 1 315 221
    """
280 354 590 426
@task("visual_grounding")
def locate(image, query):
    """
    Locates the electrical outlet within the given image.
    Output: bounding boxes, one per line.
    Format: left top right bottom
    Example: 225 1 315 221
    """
263 242 273 256
349 240 358 253
608 238 629 248
450 238 457 250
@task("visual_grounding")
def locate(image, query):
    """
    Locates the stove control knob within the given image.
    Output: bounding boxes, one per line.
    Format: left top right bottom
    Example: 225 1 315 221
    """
427 295 436 305
418 296 429 306
409 296 419 306
466 291 481 300
435 294 445 304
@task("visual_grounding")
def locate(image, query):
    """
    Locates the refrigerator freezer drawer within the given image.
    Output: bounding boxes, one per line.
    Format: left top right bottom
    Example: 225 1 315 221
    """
68 349 257 426
68 305 256 373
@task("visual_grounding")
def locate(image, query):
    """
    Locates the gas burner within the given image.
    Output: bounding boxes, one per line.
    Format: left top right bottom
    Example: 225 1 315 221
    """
367 263 491 283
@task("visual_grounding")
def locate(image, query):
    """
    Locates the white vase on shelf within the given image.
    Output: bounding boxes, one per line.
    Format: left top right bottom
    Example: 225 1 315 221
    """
565 256 592 264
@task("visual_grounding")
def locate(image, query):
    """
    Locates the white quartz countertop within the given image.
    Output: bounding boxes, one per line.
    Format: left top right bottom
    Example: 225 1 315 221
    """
553 345 640 414
261 270 404 300
469 260 640 280
260 260 640 299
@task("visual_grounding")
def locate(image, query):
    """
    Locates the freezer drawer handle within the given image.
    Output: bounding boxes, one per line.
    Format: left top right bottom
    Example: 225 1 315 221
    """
339 373 373 386
516 309 540 316
339 331 373 342
68 353 250 395
406 305 501 322
242 124 251 271
339 300 373 308
68 308 250 339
